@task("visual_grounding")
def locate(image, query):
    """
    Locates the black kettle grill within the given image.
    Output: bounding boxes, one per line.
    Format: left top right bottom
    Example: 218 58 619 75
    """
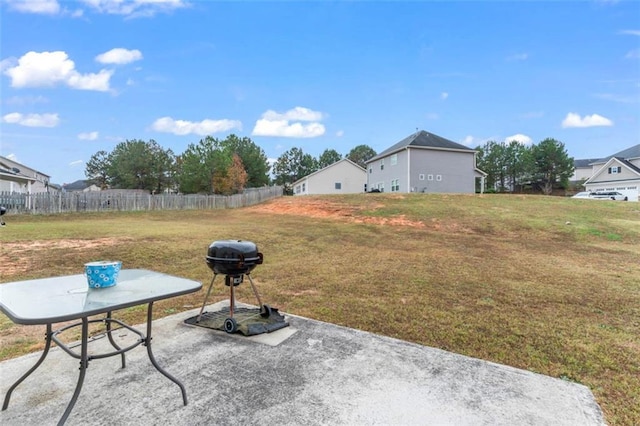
196 240 270 332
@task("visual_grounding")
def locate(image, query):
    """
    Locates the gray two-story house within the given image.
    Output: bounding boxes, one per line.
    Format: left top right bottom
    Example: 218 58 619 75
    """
366 130 486 194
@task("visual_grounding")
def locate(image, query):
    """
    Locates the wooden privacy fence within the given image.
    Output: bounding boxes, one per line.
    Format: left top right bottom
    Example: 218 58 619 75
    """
0 186 283 215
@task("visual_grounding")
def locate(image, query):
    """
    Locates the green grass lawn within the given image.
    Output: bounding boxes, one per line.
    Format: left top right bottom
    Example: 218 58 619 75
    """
1 193 638 425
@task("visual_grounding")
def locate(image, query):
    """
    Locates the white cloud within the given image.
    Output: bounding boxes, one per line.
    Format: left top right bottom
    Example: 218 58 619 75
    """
619 30 640 36
252 107 326 138
505 134 533 145
2 112 60 127
262 106 324 122
151 116 242 136
440 92 449 100
5 95 49 106
425 112 439 120
69 160 84 166
336 130 344 137
95 48 143 65
80 0 188 17
5 0 60 14
625 49 640 59
461 135 475 146
561 112 613 128
3 51 113 91
78 131 99 140
506 53 529 61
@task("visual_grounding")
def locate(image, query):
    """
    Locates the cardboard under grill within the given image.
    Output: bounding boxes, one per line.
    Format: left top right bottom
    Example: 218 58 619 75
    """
184 306 289 336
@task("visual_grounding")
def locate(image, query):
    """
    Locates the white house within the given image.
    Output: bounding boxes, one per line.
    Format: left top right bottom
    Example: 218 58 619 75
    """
366 130 486 194
293 158 367 195
583 144 640 202
0 156 51 194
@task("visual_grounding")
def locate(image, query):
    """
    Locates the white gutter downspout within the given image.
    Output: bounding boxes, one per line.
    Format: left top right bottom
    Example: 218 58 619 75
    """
407 147 411 193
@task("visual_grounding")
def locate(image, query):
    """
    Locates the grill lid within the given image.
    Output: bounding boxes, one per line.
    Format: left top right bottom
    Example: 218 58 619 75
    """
206 240 263 275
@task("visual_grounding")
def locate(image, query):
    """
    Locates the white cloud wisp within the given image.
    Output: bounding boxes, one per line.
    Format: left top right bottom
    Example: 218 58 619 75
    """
252 107 326 138
2 112 60 127
151 117 242 136
561 112 613 128
95 48 143 65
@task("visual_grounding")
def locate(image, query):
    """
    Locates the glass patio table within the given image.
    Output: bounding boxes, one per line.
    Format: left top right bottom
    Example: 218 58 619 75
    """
0 269 202 425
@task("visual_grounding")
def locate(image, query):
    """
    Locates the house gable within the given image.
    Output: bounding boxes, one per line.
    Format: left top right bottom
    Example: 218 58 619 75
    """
367 130 480 194
585 157 640 185
368 130 474 164
293 158 366 195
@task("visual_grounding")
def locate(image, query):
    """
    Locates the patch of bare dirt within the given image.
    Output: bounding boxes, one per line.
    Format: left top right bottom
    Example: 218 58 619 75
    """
247 198 426 228
0 237 131 277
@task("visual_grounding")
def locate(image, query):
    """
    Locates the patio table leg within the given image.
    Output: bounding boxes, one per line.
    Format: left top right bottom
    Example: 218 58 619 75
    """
105 311 126 368
58 317 89 425
143 302 188 406
2 324 53 410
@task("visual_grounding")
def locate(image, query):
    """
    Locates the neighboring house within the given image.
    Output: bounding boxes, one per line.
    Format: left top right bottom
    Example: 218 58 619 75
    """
366 130 486 194
293 158 367 195
0 156 51 194
583 144 640 202
62 180 101 192
570 158 601 184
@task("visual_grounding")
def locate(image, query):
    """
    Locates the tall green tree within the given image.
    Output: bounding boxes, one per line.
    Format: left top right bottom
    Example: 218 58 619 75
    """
504 141 534 192
272 147 319 194
318 149 342 168
176 136 228 194
219 134 270 187
108 139 175 192
85 150 111 189
347 145 376 169
476 141 507 191
531 138 574 195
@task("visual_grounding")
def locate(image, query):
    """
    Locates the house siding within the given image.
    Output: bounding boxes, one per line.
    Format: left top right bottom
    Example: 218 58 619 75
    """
0 156 51 194
368 148 476 194
294 160 366 195
585 158 640 201
409 149 476 193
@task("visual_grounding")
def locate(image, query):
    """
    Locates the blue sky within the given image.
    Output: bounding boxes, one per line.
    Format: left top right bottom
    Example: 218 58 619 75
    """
1 0 639 185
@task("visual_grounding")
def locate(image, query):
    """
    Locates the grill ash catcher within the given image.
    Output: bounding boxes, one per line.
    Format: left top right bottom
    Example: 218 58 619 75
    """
195 240 278 334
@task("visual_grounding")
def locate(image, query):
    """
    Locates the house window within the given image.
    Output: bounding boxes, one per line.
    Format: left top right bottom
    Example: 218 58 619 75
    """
380 159 385 170
608 166 621 174
295 185 301 194
436 175 442 181
419 174 425 181
369 167 372 174
428 174 434 181
335 182 342 190
390 154 397 166
302 183 306 192
391 179 399 192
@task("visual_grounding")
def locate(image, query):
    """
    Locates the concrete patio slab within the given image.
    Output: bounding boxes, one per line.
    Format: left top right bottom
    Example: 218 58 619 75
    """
0 302 605 425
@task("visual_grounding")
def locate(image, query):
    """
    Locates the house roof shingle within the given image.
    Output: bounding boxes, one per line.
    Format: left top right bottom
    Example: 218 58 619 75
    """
368 130 474 163
592 143 640 164
574 158 601 168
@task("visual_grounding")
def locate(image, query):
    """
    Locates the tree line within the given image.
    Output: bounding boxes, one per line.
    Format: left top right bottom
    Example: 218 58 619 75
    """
475 138 574 195
85 133 573 196
85 134 378 195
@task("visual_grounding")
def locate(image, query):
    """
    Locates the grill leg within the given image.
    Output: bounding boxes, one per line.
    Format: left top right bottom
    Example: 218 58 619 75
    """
246 274 264 311
196 274 217 323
